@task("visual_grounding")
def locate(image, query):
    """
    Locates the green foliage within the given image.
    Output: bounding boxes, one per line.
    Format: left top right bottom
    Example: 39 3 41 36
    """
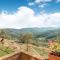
0 46 14 57
19 32 33 43
0 28 60 44
0 50 7 57
49 42 60 53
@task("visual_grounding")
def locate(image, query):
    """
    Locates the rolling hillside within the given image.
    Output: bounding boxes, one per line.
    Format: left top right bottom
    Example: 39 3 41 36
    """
0 27 60 41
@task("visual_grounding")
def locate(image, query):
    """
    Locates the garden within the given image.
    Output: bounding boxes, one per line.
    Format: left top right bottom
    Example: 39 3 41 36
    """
48 40 60 60
0 46 15 57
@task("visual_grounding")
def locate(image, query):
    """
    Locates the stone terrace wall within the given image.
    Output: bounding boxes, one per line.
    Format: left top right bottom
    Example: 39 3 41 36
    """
0 52 41 60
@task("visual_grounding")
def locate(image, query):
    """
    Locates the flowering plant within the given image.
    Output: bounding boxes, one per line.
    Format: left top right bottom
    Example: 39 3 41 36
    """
49 40 60 56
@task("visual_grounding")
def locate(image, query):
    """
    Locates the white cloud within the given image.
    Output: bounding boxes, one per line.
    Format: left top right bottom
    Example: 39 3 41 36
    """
28 2 34 6
35 0 52 3
0 6 60 29
56 0 60 2
28 0 51 8
44 13 60 27
39 4 47 8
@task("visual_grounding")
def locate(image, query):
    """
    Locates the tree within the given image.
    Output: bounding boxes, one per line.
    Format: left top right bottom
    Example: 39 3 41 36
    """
0 30 5 37
19 32 33 52
0 36 4 45
0 30 5 45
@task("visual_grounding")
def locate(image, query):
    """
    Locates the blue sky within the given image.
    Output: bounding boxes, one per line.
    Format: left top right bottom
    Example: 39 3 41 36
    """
0 0 60 13
0 0 60 28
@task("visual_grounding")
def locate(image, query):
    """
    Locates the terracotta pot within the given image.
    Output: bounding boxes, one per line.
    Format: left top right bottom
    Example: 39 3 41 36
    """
49 53 60 60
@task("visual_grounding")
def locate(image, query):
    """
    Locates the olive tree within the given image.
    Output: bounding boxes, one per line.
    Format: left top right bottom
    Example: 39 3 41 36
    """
20 32 33 52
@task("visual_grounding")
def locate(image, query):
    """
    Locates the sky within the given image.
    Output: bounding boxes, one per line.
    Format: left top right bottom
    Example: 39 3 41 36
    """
0 0 60 29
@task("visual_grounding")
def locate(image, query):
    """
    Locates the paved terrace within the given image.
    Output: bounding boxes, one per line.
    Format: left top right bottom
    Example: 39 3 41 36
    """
0 51 46 60
0 40 48 60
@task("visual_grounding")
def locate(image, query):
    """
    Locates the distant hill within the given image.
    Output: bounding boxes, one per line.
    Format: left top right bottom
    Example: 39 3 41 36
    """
0 27 60 40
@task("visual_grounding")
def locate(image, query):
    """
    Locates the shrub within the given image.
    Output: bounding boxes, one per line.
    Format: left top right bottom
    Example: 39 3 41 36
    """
49 40 60 56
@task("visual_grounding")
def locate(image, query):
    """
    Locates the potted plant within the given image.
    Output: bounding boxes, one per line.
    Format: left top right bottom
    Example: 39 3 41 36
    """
49 40 60 60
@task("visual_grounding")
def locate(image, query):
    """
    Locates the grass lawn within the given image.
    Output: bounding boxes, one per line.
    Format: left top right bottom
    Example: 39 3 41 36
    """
33 46 48 58
0 46 14 57
0 50 7 57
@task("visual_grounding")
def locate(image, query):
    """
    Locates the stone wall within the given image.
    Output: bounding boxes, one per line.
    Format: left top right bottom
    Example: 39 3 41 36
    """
0 52 41 60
